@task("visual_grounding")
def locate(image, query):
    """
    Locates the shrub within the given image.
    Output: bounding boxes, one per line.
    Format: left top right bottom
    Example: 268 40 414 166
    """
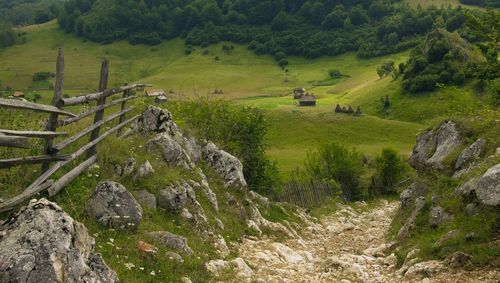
373 148 408 195
278 58 289 68
304 143 364 201
32 72 54 82
170 98 281 197
328 69 342 78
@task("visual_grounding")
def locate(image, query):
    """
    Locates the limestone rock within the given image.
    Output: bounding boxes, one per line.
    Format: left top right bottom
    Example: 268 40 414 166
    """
146 231 193 254
249 190 270 208
397 197 426 240
409 121 462 171
85 181 143 231
474 163 500 206
404 260 446 279
0 199 118 283
454 138 486 171
429 206 451 228
205 259 229 277
202 141 247 189
272 243 304 264
136 190 156 210
158 182 193 212
446 251 472 268
212 234 230 258
165 251 184 263
205 258 253 278
189 177 219 211
400 182 426 208
134 105 179 135
122 157 136 177
433 229 460 250
147 133 193 169
134 160 155 179
456 163 500 206
231 257 254 277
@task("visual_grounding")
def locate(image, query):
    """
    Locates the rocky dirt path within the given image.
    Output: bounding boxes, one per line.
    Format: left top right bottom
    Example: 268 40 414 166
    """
231 200 499 283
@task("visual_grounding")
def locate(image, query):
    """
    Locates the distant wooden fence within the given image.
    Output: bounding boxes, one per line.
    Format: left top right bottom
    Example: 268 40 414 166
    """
279 180 337 208
0 48 149 212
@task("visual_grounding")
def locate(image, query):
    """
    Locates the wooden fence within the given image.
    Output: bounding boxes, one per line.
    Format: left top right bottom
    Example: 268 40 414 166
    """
0 48 149 212
279 180 337 208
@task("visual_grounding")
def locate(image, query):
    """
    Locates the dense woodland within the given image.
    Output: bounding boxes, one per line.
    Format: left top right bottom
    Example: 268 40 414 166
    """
460 0 500 8
55 0 481 61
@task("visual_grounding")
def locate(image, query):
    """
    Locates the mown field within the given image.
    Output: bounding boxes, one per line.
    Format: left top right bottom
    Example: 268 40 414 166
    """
0 20 490 176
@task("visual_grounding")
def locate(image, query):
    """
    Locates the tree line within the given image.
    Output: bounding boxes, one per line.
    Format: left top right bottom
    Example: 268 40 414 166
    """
56 0 477 63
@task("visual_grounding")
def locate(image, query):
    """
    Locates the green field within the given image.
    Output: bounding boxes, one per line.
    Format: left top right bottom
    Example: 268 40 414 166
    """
0 20 491 176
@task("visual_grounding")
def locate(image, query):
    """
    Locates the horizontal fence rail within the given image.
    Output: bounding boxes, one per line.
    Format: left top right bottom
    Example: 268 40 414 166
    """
0 48 148 213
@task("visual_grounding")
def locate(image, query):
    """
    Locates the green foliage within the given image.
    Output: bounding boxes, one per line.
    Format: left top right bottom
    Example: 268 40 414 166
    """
376 61 395 78
56 0 472 62
372 148 408 195
0 22 18 48
32 71 54 82
0 0 58 26
170 98 281 197
304 143 364 202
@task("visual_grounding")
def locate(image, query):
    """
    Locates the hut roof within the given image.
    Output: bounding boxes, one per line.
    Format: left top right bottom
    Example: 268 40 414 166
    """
299 94 316 102
13 91 24 97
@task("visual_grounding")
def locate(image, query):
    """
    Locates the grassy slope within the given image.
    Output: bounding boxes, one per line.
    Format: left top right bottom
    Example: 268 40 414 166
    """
405 0 485 10
0 20 491 177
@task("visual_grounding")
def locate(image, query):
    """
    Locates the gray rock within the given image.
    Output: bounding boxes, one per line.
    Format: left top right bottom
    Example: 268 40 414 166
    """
165 251 184 263
432 229 459 249
146 231 193 254
426 121 462 169
189 176 219 211
465 203 477 216
397 197 426 240
446 252 472 268
400 182 426 208
409 121 462 171
85 181 143 231
474 163 500 206
181 136 202 163
147 133 193 169
136 190 157 210
0 199 118 283
455 163 500 206
134 160 155 180
404 260 446 279
409 129 436 170
203 142 247 189
134 105 179 135
249 190 270 208
455 138 486 171
429 206 451 228
122 157 136 176
158 182 194 212
113 164 122 176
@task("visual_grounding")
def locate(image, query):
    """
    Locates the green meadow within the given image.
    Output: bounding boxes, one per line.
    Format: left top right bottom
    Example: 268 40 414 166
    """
0 20 491 176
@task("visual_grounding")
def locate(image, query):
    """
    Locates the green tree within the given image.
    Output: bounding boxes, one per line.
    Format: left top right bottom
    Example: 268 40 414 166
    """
305 143 364 201
373 148 407 195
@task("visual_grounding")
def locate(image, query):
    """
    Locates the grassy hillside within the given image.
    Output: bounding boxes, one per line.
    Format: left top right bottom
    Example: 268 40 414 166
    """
0 20 493 177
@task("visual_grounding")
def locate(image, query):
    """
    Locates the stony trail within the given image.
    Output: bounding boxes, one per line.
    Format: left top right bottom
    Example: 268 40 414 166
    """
229 200 499 283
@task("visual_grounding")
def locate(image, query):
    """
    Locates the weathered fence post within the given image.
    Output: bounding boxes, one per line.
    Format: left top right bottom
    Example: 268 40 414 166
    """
117 83 129 136
87 60 109 157
42 48 64 173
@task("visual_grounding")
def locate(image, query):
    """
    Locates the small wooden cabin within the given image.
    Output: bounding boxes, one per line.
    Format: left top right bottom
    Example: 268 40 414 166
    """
12 91 25 98
299 94 316 106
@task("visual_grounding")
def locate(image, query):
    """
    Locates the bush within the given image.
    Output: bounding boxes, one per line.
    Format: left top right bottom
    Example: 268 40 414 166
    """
304 143 364 201
170 98 281 197
372 148 407 195
328 69 342 78
32 72 54 82
278 58 289 68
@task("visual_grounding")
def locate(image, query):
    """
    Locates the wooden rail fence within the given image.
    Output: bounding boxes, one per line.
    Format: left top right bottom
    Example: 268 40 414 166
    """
0 48 149 212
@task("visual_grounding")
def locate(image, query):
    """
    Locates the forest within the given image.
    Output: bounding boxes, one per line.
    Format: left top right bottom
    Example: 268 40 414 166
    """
55 0 481 61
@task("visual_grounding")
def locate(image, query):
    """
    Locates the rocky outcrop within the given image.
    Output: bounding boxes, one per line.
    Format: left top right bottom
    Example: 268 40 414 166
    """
158 181 209 229
409 121 462 171
429 206 452 228
84 181 143 231
397 197 426 240
136 190 157 210
400 182 426 208
454 138 486 172
455 163 500 206
147 133 193 169
146 231 193 254
0 199 118 283
122 157 136 177
205 258 253 278
134 160 155 179
133 105 179 135
404 260 446 280
203 142 247 189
